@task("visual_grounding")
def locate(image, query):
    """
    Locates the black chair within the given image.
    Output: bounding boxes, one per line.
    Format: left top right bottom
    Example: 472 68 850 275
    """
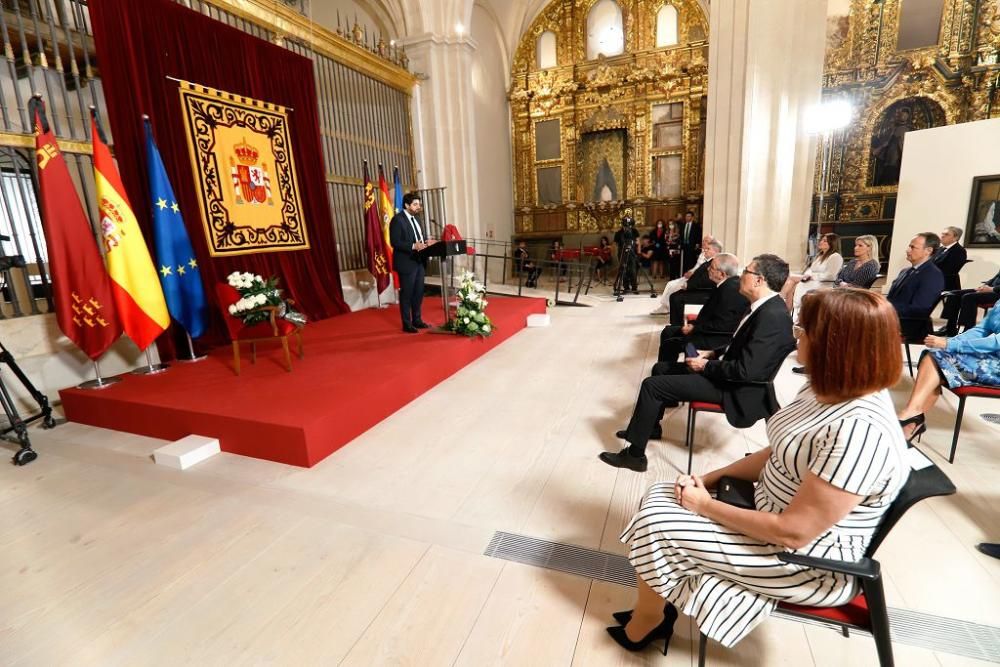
682 350 794 474
943 258 973 292
862 273 883 289
899 294 945 378
698 449 957 667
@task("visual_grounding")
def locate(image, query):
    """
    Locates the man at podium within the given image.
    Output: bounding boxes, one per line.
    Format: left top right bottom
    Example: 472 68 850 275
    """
389 192 437 333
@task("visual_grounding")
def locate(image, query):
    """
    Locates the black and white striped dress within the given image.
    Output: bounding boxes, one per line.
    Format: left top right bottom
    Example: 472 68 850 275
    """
620 385 909 647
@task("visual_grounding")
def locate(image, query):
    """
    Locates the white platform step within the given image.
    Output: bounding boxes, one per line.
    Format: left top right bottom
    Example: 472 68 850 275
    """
153 435 220 470
527 313 551 327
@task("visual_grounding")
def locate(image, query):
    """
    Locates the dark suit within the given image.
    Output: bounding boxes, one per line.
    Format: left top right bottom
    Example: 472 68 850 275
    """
623 295 795 456
680 220 703 273
668 260 716 325
886 260 945 340
658 276 749 362
933 243 968 291
389 210 428 328
940 269 1000 335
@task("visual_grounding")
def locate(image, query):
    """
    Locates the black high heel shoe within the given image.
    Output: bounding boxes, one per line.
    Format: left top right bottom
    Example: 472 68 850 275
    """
606 603 678 655
899 413 926 444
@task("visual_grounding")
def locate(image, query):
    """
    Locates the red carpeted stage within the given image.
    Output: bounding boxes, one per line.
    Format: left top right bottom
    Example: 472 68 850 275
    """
59 297 546 467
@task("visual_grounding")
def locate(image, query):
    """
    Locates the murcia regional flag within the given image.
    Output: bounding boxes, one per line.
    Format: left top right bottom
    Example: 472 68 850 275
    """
91 110 170 351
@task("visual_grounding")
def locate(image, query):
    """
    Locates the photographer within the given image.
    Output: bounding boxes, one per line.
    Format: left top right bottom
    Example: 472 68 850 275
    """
613 216 639 294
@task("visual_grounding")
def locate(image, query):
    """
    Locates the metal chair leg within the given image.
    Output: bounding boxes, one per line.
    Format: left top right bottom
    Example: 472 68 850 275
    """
685 406 696 475
863 576 894 667
698 632 708 667
949 395 966 463
905 343 913 379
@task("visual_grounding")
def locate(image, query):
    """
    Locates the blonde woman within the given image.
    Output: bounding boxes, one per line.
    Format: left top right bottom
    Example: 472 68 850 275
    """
833 234 880 288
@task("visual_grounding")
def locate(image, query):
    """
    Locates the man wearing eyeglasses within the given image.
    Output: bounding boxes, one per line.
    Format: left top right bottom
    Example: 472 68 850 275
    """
601 255 796 472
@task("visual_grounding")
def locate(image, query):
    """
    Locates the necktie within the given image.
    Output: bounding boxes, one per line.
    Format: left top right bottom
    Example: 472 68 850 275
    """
684 223 690 243
407 213 423 243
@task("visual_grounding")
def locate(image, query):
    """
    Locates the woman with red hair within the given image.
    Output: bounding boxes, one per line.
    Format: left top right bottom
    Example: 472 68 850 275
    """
607 289 909 656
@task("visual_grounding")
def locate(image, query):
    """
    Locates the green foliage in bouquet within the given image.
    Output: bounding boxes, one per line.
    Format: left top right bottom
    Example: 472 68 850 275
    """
448 271 495 338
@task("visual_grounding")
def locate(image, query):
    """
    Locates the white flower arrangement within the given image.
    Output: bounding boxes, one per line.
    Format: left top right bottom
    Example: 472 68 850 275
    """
448 271 494 338
225 271 288 326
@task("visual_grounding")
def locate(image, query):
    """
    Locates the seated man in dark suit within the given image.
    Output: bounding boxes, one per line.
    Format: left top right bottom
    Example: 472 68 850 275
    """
668 239 722 326
600 254 796 472
932 226 968 292
935 268 1000 336
886 233 945 339
658 253 749 363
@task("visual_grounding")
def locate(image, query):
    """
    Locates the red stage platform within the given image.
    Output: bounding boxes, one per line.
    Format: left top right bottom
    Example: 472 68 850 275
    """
60 297 546 467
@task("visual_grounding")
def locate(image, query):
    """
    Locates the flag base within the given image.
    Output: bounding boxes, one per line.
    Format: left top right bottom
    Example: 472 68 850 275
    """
176 355 208 363
77 376 122 390
131 363 170 376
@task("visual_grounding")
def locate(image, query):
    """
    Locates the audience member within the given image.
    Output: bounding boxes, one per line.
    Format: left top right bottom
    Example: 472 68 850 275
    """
886 233 944 338
593 236 612 285
935 267 1000 336
933 226 968 291
550 240 567 280
599 254 795 472
680 210 703 273
666 222 681 279
638 236 654 270
651 220 668 279
650 236 717 315
897 302 1000 442
833 234 880 288
606 289 908 656
514 240 540 288
657 253 748 363
668 239 723 326
781 233 843 313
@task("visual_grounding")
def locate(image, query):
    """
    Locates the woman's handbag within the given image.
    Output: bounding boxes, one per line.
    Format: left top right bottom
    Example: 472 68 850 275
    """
716 476 756 510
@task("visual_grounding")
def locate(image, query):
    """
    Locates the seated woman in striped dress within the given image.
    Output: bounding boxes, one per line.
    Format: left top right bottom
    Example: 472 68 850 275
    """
609 288 910 655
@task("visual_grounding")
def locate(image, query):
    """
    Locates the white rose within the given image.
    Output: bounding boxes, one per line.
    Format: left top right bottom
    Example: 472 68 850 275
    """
254 274 263 282
482 325 491 333
242 272 253 282
256 294 267 305
463 317 470 324
228 304 237 315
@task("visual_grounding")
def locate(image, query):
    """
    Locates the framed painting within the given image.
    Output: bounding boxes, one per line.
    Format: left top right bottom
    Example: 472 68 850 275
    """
966 174 1000 247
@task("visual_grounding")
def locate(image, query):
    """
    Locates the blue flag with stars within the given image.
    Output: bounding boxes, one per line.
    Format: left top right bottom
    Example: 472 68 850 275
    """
145 118 207 338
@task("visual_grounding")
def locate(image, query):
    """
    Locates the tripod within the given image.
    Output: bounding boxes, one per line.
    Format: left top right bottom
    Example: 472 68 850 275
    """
612 237 657 302
0 340 57 465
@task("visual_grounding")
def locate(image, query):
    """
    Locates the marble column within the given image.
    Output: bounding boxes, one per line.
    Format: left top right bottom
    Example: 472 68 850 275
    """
703 0 827 266
401 33 484 241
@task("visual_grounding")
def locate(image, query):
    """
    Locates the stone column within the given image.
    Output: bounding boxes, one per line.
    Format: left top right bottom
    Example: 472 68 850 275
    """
703 0 827 266
401 34 484 241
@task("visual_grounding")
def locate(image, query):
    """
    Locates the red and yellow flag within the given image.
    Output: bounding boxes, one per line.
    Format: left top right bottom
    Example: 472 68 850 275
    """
31 97 122 360
363 162 390 293
91 111 170 351
376 164 398 288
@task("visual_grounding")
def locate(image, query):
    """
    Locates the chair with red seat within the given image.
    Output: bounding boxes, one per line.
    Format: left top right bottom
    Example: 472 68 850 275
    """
943 383 1000 463
697 449 956 667
215 283 304 375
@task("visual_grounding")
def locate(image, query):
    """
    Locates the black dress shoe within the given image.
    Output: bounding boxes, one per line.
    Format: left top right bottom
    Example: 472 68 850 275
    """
933 326 948 336
606 603 678 655
615 426 662 440
977 543 1000 560
402 325 419 334
599 448 648 472
792 366 807 375
413 321 430 329
612 602 677 631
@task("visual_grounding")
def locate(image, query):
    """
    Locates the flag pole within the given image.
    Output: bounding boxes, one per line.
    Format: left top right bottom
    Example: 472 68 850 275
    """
131 347 169 375
77 359 121 390
178 332 207 363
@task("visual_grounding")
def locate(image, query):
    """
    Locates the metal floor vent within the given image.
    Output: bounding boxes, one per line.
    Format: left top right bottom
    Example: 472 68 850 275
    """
981 413 1000 426
484 531 1000 664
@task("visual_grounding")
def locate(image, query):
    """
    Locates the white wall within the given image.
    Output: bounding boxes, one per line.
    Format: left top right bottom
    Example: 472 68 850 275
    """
890 118 1000 286
469 3 514 246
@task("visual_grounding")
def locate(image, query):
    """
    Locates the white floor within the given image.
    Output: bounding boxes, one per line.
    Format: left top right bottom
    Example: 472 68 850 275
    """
2 291 999 666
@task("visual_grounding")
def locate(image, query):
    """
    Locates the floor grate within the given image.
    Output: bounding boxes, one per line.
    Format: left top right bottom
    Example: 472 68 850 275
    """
484 531 1000 664
981 413 1000 426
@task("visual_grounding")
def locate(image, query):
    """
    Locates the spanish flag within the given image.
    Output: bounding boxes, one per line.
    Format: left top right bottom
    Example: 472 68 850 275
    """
377 164 397 288
91 109 170 351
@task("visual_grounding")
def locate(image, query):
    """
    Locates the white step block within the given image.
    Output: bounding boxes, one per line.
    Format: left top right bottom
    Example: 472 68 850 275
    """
153 435 220 470
527 313 551 327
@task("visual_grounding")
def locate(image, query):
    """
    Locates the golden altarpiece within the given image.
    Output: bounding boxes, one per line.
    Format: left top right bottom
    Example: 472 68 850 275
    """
509 0 709 240
817 0 1000 233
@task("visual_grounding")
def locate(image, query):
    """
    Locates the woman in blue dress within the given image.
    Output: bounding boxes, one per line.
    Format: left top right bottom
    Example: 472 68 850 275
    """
897 303 1000 441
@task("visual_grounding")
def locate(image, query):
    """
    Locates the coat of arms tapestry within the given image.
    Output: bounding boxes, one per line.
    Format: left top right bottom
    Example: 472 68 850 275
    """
178 80 310 256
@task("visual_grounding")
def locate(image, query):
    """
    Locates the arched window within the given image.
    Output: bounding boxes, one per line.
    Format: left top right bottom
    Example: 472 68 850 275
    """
586 0 624 60
655 5 678 47
536 31 557 69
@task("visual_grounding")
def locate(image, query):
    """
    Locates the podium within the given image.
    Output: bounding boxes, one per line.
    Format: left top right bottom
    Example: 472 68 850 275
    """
420 239 468 333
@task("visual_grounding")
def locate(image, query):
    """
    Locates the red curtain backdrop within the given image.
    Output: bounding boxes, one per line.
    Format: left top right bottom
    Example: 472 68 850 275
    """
89 0 349 351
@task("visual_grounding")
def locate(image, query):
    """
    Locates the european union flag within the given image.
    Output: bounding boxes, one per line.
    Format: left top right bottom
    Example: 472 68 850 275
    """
393 165 403 214
145 118 207 338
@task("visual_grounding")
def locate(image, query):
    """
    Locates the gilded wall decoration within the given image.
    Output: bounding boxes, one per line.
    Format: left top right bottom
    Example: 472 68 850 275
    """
580 129 627 202
815 0 1000 225
510 0 709 240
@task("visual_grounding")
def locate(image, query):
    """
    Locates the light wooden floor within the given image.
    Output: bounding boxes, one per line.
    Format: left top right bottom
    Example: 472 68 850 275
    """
2 292 999 666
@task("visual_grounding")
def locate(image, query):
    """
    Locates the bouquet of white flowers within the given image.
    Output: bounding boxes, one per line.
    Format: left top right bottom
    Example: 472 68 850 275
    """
448 271 494 338
225 271 305 327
